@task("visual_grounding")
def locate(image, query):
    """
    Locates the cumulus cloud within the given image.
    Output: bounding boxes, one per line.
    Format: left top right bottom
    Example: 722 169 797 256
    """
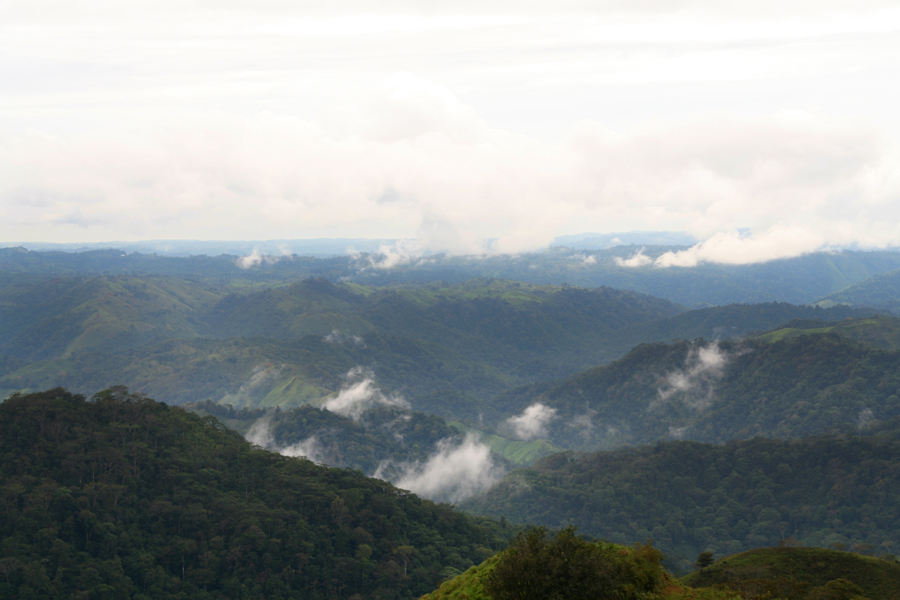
505 403 557 440
389 434 501 503
236 247 292 269
615 248 653 267
358 239 428 270
656 342 730 410
322 367 408 420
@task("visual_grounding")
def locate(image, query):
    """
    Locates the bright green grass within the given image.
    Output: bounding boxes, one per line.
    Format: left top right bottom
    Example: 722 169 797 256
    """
448 422 563 466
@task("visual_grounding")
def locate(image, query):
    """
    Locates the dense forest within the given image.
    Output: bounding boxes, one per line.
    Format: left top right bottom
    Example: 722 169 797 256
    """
0 388 515 599
462 421 900 572
496 332 900 450
0 273 869 412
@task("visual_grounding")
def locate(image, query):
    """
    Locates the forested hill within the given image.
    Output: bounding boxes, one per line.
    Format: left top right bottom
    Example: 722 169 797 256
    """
0 388 513 599
0 274 869 410
495 332 900 450
817 267 900 314
461 421 900 573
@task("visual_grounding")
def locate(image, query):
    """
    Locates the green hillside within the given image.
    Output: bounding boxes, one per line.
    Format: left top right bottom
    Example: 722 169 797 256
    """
816 267 900 314
682 547 900 600
461 425 900 572
0 275 219 360
189 401 467 477
757 315 900 351
1 273 872 417
495 333 900 450
0 388 514 599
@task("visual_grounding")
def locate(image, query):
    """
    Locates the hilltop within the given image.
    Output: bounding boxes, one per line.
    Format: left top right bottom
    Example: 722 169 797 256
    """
682 546 900 600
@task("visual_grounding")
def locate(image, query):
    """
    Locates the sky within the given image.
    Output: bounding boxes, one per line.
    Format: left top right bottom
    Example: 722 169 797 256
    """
2 0 900 263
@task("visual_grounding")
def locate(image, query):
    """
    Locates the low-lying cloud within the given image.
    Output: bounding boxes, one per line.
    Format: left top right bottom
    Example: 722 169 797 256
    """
505 403 557 440
389 434 501 503
236 246 293 269
244 416 328 464
323 329 365 346
656 342 730 410
322 367 408 420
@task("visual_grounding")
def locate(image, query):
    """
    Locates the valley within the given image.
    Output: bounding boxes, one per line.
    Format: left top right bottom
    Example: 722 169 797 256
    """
2 245 900 598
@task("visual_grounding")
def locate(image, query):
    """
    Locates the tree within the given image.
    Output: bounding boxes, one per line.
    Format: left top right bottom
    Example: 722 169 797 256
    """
484 526 665 600
694 551 715 570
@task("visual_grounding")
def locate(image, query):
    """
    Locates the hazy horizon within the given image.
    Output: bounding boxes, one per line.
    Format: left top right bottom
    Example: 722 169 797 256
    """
3 1 900 266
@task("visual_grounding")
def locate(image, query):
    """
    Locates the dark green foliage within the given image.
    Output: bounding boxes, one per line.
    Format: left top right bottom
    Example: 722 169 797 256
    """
505 333 900 450
0 388 513 599
483 526 665 600
695 551 715 570
682 547 900 600
190 401 463 476
462 427 900 573
818 267 900 314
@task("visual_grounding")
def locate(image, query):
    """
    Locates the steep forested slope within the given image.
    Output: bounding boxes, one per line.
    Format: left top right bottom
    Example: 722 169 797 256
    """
0 274 871 413
496 332 900 450
0 388 513 600
817 268 900 314
462 423 900 572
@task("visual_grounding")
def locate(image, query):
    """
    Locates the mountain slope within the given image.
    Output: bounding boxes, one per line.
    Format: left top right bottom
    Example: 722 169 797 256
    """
816 267 900 314
462 424 900 572
494 333 900 450
0 387 513 599
682 547 900 600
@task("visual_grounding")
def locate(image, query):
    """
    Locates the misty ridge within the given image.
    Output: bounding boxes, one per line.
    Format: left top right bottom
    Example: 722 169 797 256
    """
235 367 503 503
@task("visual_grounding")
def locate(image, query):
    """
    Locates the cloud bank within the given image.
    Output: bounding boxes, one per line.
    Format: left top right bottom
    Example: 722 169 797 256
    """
4 3 900 264
390 434 501 503
656 342 730 410
505 403 557 440
322 367 409 420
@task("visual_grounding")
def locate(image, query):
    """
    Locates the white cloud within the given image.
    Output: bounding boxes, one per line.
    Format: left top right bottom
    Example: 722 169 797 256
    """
245 415 275 448
280 436 327 464
505 403 557 440
323 329 365 346
322 367 408 420
236 247 290 268
615 248 653 267
390 434 501 503
656 342 730 409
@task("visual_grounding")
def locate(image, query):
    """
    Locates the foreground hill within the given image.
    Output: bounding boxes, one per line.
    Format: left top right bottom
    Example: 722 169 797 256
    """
0 388 513 599
462 423 900 572
495 331 900 450
682 547 900 600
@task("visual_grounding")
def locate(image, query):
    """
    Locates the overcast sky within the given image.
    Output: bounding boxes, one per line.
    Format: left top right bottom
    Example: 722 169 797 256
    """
2 1 900 263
